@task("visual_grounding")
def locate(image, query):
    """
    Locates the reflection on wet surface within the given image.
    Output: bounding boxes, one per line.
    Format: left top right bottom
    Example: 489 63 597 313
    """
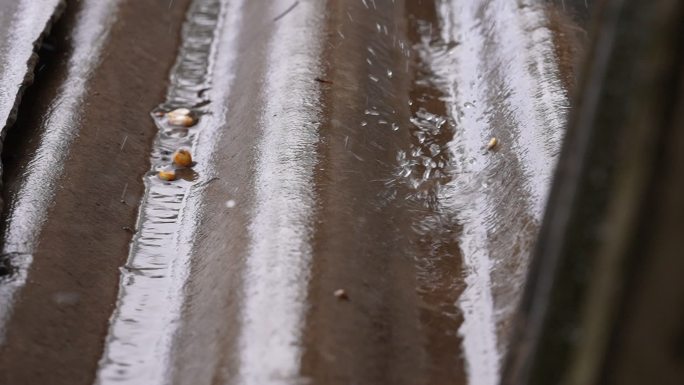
235 1 325 383
0 0 119 342
0 0 590 383
0 0 63 135
97 0 575 382
431 0 572 383
95 0 230 382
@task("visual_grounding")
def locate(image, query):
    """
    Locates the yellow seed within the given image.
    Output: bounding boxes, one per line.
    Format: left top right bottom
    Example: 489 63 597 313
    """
158 169 176 181
168 115 195 127
487 137 498 151
172 107 191 115
166 108 196 127
173 149 193 168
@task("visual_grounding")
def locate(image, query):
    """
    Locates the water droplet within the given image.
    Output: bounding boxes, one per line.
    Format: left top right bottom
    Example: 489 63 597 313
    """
429 144 441 156
225 200 236 208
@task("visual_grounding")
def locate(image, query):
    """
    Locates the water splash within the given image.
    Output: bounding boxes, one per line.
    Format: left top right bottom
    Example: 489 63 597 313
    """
430 0 570 383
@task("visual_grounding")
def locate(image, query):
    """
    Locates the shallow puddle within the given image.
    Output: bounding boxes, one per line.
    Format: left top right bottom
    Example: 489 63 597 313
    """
95 0 229 382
